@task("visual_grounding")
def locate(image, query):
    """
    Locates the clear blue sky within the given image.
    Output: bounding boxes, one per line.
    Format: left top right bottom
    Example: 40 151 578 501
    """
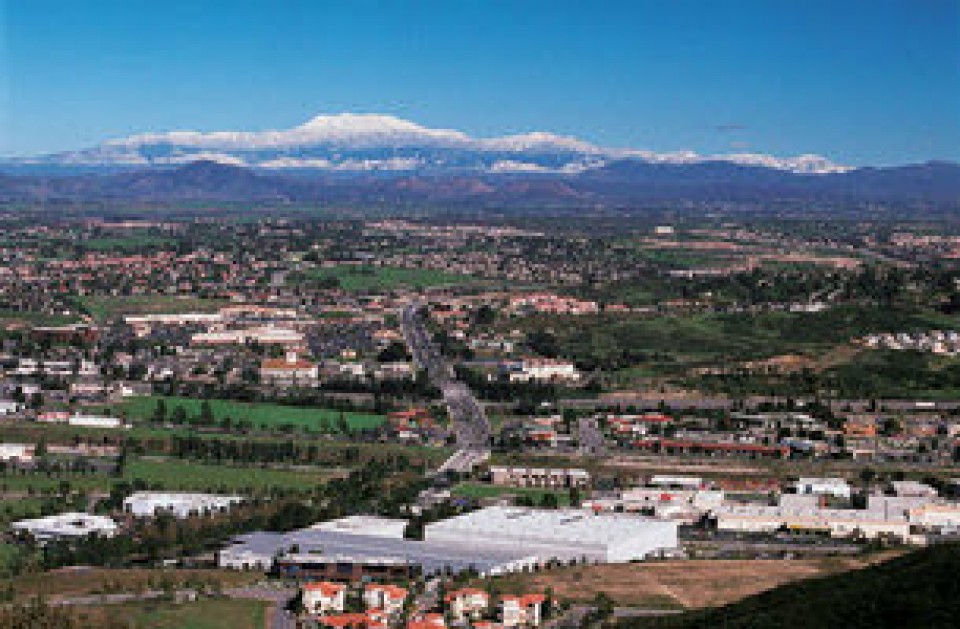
1 0 958 165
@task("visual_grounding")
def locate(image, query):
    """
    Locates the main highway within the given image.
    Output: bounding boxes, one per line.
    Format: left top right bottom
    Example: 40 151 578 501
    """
400 303 491 472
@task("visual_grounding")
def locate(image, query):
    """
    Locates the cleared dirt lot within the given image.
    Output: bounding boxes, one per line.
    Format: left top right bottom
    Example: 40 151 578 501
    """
481 554 899 609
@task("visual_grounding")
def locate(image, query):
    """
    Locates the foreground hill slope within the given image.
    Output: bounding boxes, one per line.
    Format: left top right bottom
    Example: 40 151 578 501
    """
619 543 960 629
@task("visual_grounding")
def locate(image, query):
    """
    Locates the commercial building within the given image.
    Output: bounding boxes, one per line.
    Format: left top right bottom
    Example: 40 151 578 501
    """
424 507 678 563
0 442 35 463
67 414 124 429
310 515 409 539
11 512 119 542
219 524 537 576
123 492 244 518
794 478 852 499
260 352 319 385
712 504 911 540
490 466 590 489
501 359 580 384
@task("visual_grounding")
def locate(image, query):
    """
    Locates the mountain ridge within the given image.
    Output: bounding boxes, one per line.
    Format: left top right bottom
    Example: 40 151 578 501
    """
6 113 851 175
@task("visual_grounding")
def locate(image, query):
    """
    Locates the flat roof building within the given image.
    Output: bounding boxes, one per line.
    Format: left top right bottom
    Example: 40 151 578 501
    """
124 492 244 518
424 506 678 563
11 512 118 542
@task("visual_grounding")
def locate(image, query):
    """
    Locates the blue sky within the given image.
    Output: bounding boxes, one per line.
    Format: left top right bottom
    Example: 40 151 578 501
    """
1 0 958 165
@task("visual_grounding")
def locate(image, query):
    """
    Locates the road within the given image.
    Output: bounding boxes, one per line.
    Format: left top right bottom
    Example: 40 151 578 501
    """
401 302 491 473
577 416 606 456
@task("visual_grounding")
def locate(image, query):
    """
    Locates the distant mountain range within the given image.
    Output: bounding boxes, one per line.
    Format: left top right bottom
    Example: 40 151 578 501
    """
7 113 849 175
1 114 958 208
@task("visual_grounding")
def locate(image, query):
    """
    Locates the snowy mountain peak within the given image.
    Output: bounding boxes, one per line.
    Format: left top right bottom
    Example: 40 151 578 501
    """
13 113 851 174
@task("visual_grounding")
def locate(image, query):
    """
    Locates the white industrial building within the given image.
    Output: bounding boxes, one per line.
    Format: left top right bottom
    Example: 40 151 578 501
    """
309 515 409 539
0 443 35 463
123 492 244 518
794 477 852 499
712 504 911 540
68 414 125 429
11 512 118 542
424 506 678 562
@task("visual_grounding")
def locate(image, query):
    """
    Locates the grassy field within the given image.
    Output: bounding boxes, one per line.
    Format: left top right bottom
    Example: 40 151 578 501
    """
124 458 328 492
68 598 269 629
0 310 81 327
11 568 261 601
302 265 474 291
82 236 175 252
476 555 899 610
0 457 328 494
118 395 386 432
520 305 960 376
78 296 228 321
451 482 572 506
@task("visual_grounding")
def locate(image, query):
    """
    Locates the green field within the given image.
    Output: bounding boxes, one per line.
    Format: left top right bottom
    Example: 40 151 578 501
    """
301 264 474 291
119 395 385 432
451 482 572 506
521 305 960 375
0 310 81 327
124 458 327 492
0 457 327 494
78 296 228 321
82 236 176 252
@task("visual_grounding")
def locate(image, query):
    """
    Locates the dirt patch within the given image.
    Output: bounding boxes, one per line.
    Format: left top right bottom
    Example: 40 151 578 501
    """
482 555 898 609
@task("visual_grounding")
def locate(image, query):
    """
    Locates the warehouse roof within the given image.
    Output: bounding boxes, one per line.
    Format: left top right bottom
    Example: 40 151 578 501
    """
222 528 536 574
424 506 675 545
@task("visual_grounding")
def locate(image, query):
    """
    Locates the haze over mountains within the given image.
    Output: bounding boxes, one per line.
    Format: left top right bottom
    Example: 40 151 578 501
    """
1 113 958 208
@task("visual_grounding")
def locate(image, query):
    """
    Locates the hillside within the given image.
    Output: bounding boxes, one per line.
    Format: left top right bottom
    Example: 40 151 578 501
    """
619 544 960 629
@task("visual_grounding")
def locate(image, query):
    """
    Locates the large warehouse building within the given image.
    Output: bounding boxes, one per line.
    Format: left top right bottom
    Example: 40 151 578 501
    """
219 508 677 577
424 506 678 563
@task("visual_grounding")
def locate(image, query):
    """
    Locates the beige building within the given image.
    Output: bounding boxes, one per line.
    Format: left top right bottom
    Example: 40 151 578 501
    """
490 466 590 489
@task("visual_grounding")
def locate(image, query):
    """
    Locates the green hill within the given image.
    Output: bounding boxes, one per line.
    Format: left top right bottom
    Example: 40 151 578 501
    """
619 544 960 629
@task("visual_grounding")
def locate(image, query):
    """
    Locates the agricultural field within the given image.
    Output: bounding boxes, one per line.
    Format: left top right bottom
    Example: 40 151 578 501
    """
118 395 386 432
300 264 475 291
477 555 899 610
78 296 228 321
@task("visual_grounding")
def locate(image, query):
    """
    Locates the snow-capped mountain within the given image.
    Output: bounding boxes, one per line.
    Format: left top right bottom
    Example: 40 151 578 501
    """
10 113 850 175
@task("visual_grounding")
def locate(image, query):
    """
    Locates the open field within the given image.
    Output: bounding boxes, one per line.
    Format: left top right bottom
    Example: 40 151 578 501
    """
124 458 329 492
82 236 176 252
302 264 474 291
69 598 269 629
78 296 228 320
517 305 960 380
0 309 82 328
479 555 900 609
0 457 329 494
451 482 572 506
118 395 386 432
8 567 261 601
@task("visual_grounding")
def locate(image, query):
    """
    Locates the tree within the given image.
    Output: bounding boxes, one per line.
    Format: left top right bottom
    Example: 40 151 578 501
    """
153 399 167 422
